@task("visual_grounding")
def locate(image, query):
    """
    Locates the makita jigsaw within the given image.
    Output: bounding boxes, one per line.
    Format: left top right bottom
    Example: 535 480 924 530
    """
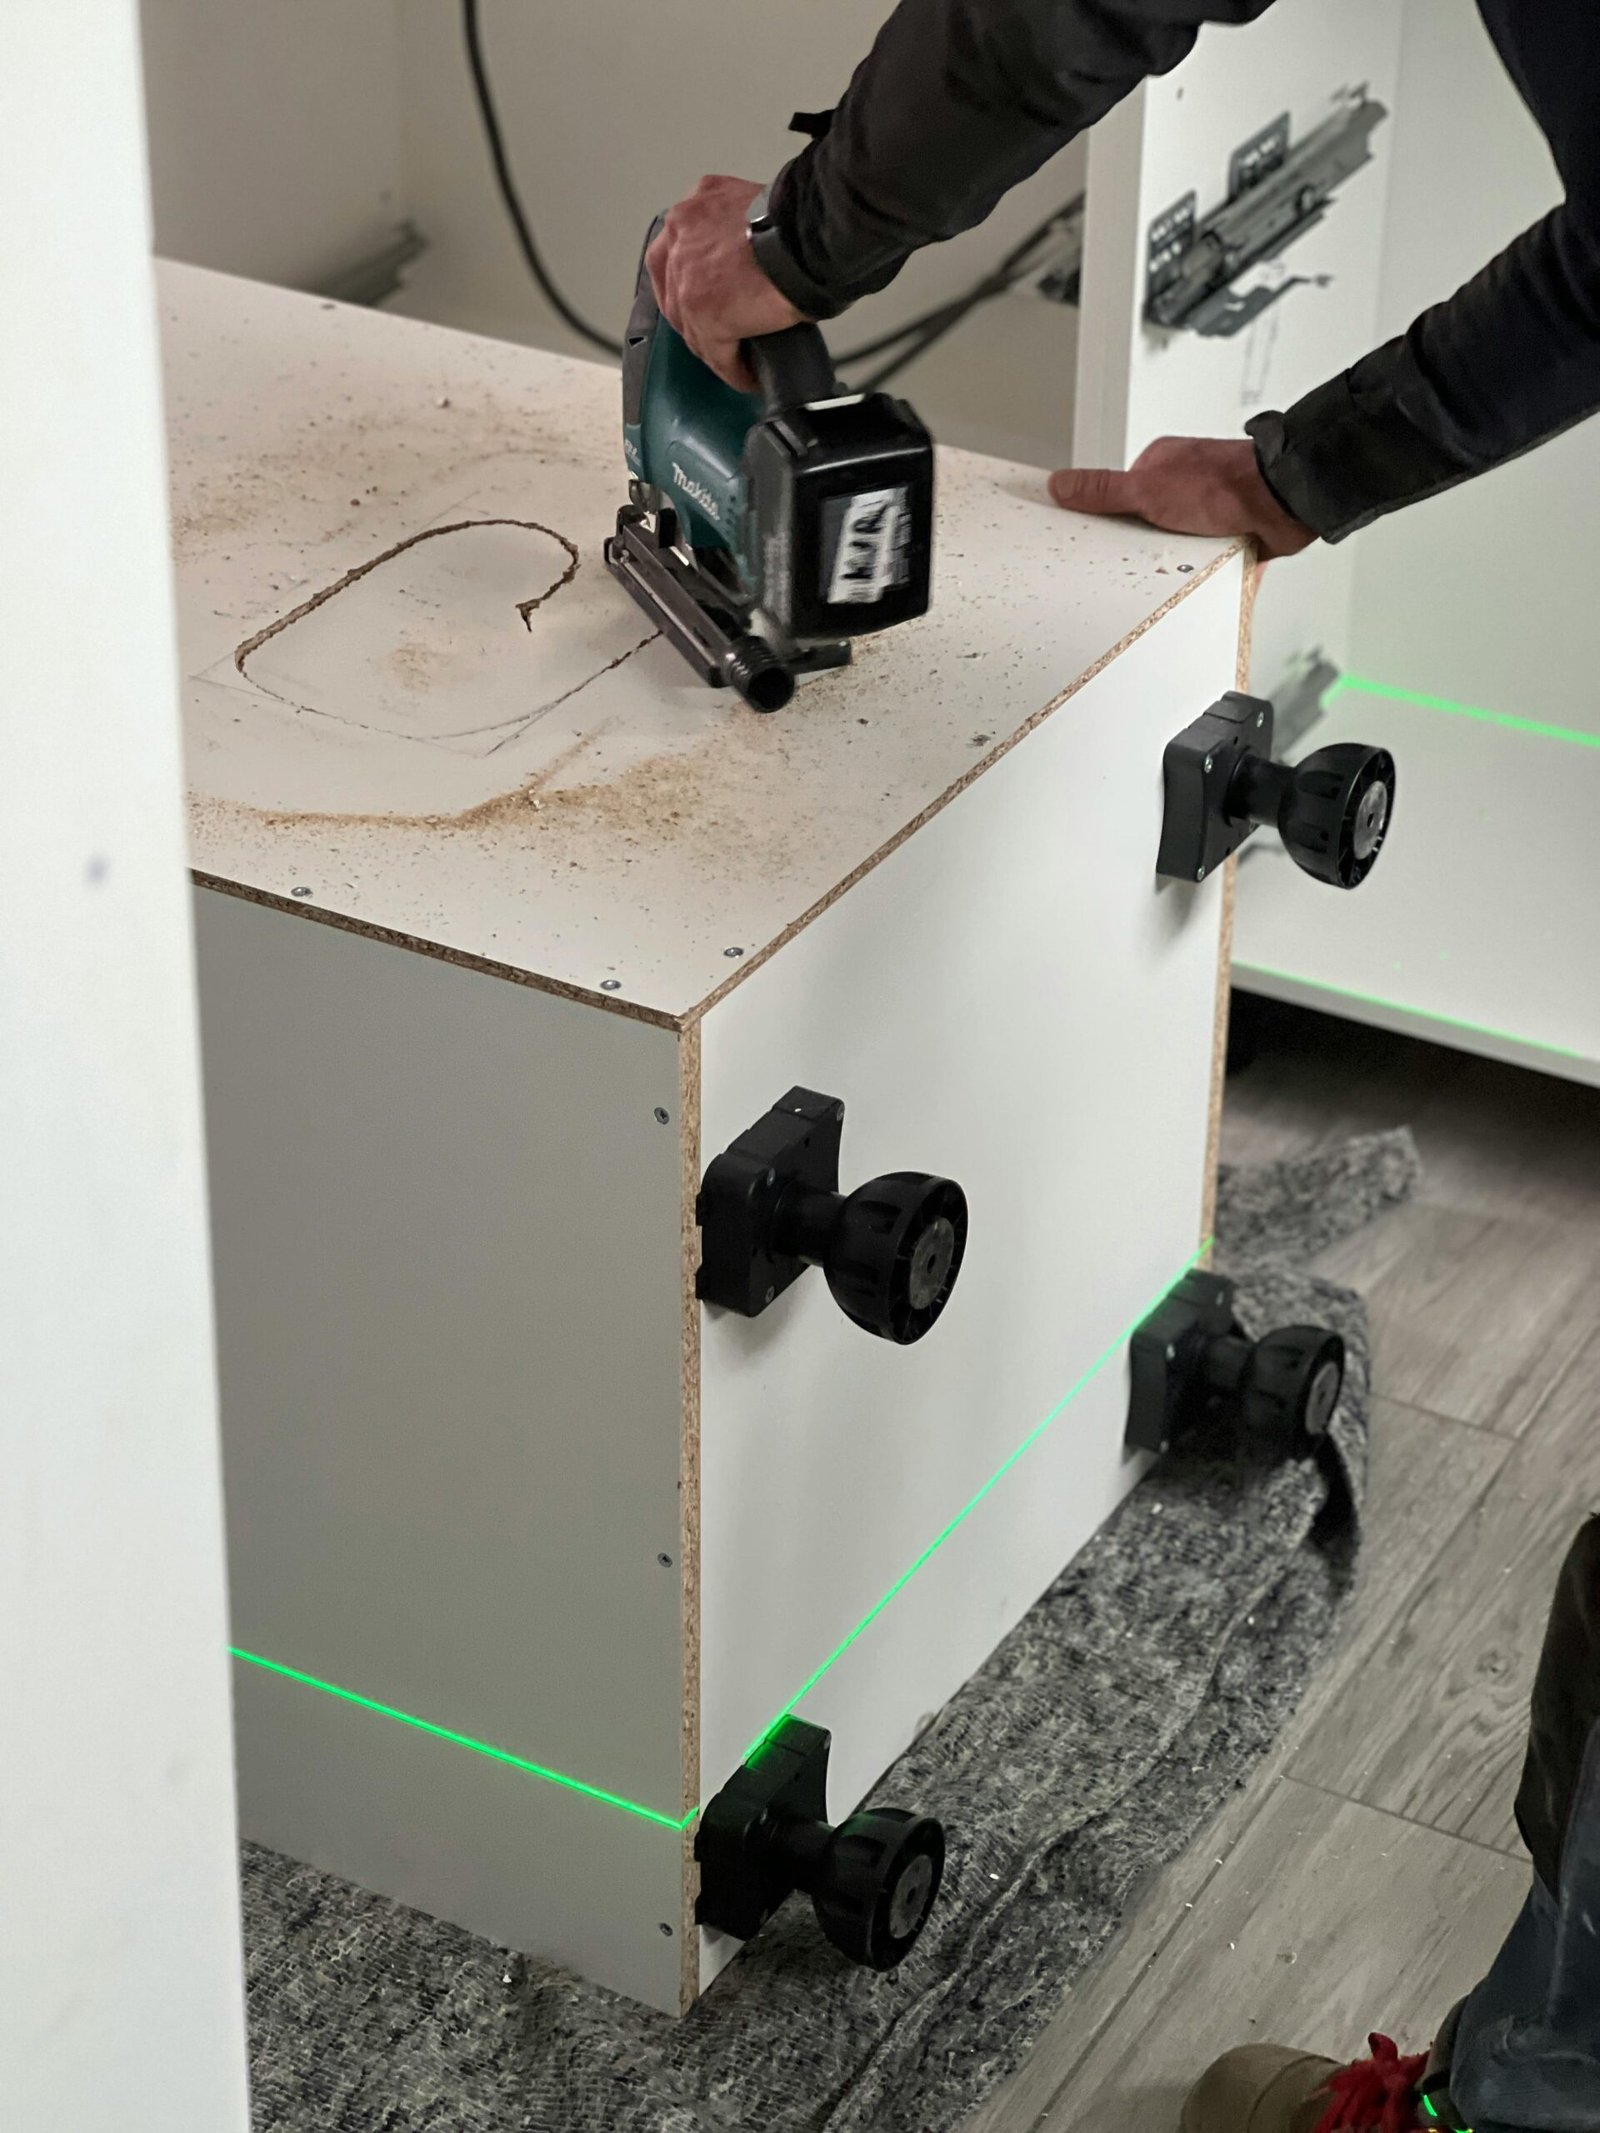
604 220 935 712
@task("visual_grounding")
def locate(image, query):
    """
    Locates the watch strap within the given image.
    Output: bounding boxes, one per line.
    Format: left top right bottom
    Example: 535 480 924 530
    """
748 174 843 322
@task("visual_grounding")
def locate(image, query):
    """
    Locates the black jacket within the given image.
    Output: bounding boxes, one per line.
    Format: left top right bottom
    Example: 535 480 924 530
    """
765 0 1600 541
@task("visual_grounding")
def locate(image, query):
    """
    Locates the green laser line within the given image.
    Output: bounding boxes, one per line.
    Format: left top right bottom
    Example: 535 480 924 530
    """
734 1238 1213 1773
1330 673 1600 753
1245 671 1600 1068
1238 964 1595 1068
233 1238 1211 1834
229 1647 692 1830
1419 2097 1472 2132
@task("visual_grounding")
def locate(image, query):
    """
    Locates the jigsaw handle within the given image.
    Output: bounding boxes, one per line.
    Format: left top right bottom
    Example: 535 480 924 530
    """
745 326 839 415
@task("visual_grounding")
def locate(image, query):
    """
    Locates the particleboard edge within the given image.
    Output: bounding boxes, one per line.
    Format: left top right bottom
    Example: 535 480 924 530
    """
1199 548 1258 1258
682 541 1250 1029
188 871 685 1033
677 1017 704 2010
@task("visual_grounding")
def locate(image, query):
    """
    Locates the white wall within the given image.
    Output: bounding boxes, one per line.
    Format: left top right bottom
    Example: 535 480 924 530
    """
139 0 405 289
388 0 1085 466
0 6 251 2126
1351 0 1600 730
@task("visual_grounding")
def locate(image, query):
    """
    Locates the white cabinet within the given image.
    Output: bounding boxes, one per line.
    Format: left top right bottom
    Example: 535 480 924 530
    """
1232 2 1600 1086
164 263 1247 2010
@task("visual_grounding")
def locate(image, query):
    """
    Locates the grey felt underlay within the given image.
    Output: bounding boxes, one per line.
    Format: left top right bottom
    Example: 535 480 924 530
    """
242 1128 1422 2133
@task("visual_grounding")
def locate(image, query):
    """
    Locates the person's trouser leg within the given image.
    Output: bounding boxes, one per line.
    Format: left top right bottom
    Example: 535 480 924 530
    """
1445 1516 1600 2132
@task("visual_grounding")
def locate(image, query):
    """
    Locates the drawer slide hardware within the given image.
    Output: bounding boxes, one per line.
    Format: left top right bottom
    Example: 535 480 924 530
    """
1144 90 1388 337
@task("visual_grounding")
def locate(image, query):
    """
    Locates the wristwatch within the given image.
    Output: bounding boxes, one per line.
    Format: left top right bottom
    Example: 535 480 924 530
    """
747 181 843 323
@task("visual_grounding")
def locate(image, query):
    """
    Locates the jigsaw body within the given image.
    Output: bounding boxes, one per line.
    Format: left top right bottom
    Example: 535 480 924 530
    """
605 223 935 711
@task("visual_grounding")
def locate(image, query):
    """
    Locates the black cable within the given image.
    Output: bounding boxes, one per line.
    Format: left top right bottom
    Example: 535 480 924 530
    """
846 199 1083 390
463 0 1077 385
462 0 624 357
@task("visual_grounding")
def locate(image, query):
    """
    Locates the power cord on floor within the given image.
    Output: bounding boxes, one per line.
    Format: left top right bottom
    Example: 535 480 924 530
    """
462 0 1082 388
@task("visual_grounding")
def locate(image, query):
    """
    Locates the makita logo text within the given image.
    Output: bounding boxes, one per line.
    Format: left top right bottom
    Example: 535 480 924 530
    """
671 462 720 521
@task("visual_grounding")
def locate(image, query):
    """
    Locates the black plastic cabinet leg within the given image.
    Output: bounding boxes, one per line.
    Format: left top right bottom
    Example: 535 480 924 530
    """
695 1086 968 1343
1157 691 1395 890
695 1717 945 1971
1127 1268 1345 1455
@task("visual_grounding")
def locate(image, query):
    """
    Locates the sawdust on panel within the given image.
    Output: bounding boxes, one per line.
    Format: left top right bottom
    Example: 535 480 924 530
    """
165 360 612 563
188 700 808 886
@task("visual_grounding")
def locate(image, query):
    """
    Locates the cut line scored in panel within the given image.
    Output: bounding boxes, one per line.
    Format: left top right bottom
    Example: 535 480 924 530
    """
231 1240 1210 1833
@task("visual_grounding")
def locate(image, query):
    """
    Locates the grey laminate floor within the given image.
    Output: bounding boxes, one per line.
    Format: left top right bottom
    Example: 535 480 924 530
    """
964 1001 1600 2133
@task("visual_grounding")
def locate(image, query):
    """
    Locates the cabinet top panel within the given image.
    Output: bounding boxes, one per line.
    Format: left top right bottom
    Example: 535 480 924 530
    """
165 261 1239 1022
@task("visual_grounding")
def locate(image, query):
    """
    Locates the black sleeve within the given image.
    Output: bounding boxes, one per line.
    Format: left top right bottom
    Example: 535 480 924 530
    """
1249 202 1600 543
766 0 1282 311
1250 0 1600 540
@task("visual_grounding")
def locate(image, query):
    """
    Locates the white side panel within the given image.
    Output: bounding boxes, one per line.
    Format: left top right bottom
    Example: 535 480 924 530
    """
1239 1 1600 1083
0 4 250 2124
1076 0 1402 700
195 891 689 2011
139 0 406 290
388 0 1085 465
1350 0 1600 741
1232 692 1600 1089
697 560 1242 1990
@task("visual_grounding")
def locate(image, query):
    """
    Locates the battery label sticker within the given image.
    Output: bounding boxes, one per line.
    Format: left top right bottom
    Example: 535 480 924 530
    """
825 486 911 606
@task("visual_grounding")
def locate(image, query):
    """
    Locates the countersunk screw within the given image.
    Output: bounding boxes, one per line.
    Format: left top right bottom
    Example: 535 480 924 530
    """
659 1922 675 1937
1196 865 1206 881
601 978 622 991
291 886 313 899
654 1107 670 1124
1165 1344 1177 1362
657 1552 674 1568
1177 563 1194 573
1203 755 1214 773
724 945 744 959
764 1285 776 1304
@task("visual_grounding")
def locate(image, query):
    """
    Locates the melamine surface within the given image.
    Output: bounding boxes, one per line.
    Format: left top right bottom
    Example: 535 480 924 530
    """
164 260 1236 1020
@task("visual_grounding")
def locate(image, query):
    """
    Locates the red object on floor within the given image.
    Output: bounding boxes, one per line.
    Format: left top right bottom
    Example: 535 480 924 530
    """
1313 2034 1429 2133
